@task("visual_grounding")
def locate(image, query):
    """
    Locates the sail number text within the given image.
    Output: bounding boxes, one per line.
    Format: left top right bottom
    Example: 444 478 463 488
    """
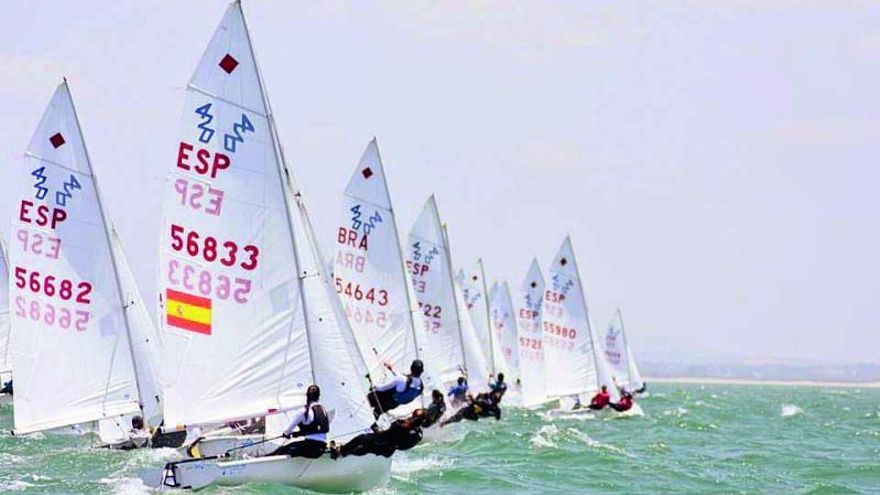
167 259 252 304
13 267 92 304
14 295 90 332
334 277 389 306
169 224 259 270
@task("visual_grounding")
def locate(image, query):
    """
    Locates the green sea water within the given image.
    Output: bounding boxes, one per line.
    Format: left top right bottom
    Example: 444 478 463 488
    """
1 383 878 494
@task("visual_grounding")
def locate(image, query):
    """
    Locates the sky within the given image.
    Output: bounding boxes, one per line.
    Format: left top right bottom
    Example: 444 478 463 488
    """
1 1 877 365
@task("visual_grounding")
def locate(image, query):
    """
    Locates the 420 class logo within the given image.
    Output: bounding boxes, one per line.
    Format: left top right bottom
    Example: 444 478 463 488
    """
31 166 82 207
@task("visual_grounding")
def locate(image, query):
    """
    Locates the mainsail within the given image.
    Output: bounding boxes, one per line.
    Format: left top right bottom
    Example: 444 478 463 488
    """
406 197 471 387
0 237 11 382
458 260 506 377
10 82 142 434
331 139 440 397
542 236 602 399
488 281 519 383
612 308 644 392
513 259 549 407
159 2 374 439
603 308 630 388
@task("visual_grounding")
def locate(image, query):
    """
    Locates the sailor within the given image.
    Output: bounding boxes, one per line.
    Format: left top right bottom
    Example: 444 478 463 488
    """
588 385 612 410
440 391 502 427
269 384 329 459
634 382 648 395
114 415 151 450
489 373 508 400
331 409 427 459
422 390 447 428
367 359 425 419
0 379 12 395
447 376 469 406
610 392 634 412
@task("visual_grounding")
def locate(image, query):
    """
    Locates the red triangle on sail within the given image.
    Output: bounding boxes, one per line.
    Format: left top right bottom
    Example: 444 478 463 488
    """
361 167 373 179
219 54 239 74
49 132 66 149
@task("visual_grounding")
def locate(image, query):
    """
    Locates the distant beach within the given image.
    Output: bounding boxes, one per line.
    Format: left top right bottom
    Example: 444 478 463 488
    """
650 376 880 389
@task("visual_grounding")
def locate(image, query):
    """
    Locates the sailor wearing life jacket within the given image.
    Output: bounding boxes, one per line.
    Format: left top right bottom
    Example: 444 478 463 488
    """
270 384 330 459
368 359 425 419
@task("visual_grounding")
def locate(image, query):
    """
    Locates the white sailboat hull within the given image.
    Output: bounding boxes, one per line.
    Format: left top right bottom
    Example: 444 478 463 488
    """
141 454 390 493
547 402 644 419
186 434 278 458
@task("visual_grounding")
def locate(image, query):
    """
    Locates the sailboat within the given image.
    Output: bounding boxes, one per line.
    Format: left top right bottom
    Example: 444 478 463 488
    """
604 308 646 395
459 260 508 382
488 280 522 405
406 198 491 394
542 237 642 418
511 259 553 408
330 139 442 409
140 2 389 491
8 81 165 447
0 236 11 407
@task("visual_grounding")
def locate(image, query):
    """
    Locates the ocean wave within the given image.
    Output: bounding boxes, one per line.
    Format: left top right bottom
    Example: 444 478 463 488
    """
391 453 453 481
663 407 689 417
781 404 804 417
530 424 559 448
100 476 152 495
567 429 634 458
0 480 35 492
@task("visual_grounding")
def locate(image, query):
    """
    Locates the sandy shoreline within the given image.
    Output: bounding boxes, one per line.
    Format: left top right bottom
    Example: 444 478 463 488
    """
649 376 880 389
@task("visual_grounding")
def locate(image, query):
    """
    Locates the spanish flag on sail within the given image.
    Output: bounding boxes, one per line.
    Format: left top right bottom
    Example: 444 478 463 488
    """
166 289 212 335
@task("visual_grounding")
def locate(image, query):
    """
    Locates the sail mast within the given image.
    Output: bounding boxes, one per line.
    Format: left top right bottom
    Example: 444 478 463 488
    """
65 80 146 418
237 1 317 387
477 259 497 375
441 222 469 375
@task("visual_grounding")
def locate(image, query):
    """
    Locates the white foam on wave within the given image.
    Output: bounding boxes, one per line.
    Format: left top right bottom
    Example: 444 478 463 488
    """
663 407 688 417
530 424 559 448
567 429 634 458
781 404 803 417
0 480 35 492
99 477 152 495
392 453 453 480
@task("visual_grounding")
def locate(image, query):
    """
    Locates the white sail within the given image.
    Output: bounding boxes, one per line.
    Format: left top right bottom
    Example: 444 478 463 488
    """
618 309 644 392
458 260 506 377
488 281 519 383
542 236 598 399
331 140 442 401
286 185 377 440
453 277 492 393
603 308 630 389
0 237 10 381
10 82 141 434
591 322 620 403
513 259 549 407
158 3 312 427
406 197 467 387
159 3 377 443
111 229 164 428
